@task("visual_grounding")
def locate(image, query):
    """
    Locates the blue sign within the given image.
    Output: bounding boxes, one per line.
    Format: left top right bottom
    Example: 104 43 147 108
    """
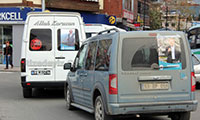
81 12 116 25
0 7 41 22
108 16 116 25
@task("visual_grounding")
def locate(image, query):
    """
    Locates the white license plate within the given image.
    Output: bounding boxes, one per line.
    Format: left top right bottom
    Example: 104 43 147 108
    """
141 82 169 90
31 69 51 75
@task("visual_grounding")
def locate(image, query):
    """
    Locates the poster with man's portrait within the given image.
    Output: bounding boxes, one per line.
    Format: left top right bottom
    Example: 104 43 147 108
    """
157 35 182 70
60 29 75 50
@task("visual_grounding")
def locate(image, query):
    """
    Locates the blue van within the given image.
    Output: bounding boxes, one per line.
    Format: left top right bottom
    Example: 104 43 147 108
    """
64 30 197 120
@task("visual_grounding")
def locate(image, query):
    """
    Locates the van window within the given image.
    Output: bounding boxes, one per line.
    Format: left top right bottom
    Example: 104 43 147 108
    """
57 29 79 51
95 39 112 71
85 41 97 70
29 29 52 51
192 55 200 65
122 36 185 71
75 44 88 69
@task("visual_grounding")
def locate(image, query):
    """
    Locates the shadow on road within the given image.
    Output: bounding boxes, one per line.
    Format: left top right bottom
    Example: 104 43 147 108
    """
31 88 64 99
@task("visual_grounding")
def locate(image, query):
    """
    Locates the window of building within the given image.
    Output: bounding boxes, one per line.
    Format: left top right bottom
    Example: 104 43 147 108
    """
0 25 12 64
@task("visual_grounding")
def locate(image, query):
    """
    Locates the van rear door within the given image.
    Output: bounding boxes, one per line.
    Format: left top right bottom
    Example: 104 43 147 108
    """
26 16 55 82
54 15 83 81
117 32 192 103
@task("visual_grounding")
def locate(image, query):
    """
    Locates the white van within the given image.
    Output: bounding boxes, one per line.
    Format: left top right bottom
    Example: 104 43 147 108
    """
84 24 126 38
20 12 86 98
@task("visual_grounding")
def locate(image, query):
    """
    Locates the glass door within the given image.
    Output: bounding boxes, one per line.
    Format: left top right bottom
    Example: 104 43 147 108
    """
0 25 12 64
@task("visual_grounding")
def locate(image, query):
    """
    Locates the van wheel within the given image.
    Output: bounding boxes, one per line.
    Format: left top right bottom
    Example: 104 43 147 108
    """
170 112 190 120
23 88 32 98
65 86 73 110
94 96 111 120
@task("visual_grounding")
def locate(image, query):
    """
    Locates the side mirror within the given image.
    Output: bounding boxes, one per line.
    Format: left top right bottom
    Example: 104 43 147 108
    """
64 63 72 70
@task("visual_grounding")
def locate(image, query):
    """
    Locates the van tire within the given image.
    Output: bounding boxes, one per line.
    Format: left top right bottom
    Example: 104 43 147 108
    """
94 96 112 120
65 86 73 110
170 112 190 120
23 88 32 98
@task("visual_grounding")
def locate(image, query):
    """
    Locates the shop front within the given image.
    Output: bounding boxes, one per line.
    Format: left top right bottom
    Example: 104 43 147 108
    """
0 7 41 66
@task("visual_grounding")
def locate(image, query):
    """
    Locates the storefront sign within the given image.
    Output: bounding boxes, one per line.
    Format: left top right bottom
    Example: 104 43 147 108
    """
108 16 116 25
123 9 134 23
81 12 116 25
0 12 23 21
0 7 41 22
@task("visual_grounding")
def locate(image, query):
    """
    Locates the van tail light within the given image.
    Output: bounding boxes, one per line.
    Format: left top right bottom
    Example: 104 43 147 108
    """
191 72 196 92
21 58 26 72
109 74 118 95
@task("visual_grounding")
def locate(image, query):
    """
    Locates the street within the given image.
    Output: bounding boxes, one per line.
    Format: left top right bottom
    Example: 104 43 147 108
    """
0 72 199 120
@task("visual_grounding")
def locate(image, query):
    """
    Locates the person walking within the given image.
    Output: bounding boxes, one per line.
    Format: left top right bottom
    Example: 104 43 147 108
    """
4 41 13 69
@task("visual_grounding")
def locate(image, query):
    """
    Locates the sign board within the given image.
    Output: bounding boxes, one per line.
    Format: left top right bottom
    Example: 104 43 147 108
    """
108 16 116 25
123 9 134 23
0 7 41 22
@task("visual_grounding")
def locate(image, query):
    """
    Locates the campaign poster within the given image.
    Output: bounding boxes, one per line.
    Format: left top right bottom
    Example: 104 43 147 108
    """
157 35 182 70
60 29 75 50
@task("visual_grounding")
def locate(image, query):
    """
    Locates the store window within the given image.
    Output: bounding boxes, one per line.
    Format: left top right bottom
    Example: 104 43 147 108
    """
0 25 12 64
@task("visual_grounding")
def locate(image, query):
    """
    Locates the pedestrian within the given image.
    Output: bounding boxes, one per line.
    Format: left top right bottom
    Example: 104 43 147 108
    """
4 41 13 69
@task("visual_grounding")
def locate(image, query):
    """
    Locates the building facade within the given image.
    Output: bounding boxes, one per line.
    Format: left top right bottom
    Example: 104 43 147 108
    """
0 0 42 66
103 0 151 30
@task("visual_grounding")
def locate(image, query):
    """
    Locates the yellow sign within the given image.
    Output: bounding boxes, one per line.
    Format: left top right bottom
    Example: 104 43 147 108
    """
108 16 116 25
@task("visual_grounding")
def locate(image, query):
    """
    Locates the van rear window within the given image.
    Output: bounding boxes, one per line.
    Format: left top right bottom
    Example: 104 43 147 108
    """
29 29 52 51
57 29 80 51
122 35 186 71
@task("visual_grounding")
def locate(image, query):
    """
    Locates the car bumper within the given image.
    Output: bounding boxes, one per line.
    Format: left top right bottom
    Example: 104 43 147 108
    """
107 100 198 115
21 77 65 88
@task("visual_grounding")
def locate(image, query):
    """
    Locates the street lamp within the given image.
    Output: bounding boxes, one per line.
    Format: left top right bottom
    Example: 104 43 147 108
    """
165 2 168 30
42 0 45 12
143 0 146 30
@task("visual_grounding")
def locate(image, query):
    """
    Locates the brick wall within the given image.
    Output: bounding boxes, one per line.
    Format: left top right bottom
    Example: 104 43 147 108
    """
103 0 123 17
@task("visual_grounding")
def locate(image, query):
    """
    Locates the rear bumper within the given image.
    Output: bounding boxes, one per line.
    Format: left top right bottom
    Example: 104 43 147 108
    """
21 77 65 88
107 100 198 115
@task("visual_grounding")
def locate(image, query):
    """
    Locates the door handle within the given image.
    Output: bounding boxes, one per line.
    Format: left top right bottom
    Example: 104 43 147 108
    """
55 57 65 59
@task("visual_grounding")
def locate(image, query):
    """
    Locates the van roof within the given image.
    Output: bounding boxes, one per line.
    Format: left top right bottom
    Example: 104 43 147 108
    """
27 12 81 16
84 30 185 43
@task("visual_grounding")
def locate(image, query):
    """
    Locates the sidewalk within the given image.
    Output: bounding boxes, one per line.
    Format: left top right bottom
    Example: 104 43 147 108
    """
0 64 20 72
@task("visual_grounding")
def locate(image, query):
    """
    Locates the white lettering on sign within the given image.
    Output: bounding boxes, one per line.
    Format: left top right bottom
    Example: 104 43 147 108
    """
34 20 75 26
123 9 134 22
0 12 23 21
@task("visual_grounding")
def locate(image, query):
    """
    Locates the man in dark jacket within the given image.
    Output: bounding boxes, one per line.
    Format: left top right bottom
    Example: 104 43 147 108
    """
4 41 13 69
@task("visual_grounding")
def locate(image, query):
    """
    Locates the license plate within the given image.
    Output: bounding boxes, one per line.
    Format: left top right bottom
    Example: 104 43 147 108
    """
141 82 169 91
31 68 51 75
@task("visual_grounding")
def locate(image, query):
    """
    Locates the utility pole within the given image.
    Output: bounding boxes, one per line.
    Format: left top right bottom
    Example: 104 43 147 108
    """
165 5 168 30
42 0 45 12
143 0 146 30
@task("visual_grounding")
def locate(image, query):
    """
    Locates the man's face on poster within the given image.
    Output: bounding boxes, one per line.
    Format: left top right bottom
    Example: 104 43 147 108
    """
169 38 175 46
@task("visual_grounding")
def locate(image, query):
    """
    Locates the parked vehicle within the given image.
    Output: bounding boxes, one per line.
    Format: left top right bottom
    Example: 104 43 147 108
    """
192 54 200 83
20 12 86 98
64 29 197 120
84 24 126 38
187 25 200 59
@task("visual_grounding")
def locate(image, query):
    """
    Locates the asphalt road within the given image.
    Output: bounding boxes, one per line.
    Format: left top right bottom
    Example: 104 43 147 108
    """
0 72 199 120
